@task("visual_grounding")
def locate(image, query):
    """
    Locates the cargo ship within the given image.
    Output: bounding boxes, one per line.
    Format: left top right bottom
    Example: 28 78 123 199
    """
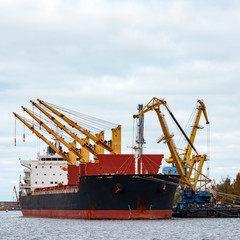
16 100 180 219
19 150 179 219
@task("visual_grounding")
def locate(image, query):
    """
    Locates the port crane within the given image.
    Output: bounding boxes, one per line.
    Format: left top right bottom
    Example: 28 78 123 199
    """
13 112 73 164
22 106 84 163
133 97 212 192
183 100 209 166
13 99 121 166
184 100 211 189
30 100 99 157
37 99 121 155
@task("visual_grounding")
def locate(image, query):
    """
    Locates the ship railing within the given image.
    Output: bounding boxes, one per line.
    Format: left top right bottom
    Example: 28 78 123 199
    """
20 184 31 189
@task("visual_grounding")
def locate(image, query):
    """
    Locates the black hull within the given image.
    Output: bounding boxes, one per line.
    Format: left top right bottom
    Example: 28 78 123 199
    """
20 174 179 219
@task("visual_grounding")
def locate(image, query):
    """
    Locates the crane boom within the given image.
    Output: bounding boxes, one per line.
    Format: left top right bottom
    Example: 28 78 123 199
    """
134 97 213 192
13 112 72 163
13 186 19 203
37 99 118 154
134 97 198 155
22 106 82 164
134 98 193 188
30 100 98 158
183 100 209 166
155 109 190 184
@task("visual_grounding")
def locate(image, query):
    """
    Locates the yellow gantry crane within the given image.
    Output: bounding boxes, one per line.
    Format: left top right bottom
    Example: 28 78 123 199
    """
13 99 121 166
133 97 212 191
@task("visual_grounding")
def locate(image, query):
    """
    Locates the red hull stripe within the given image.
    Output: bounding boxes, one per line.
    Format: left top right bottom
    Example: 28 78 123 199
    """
22 209 172 219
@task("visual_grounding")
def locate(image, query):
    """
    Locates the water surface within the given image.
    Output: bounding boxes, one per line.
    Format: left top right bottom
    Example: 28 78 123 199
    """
0 211 239 240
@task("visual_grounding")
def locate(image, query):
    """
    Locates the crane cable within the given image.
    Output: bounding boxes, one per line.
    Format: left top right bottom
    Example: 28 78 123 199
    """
207 124 211 178
132 117 135 154
32 107 98 136
38 104 103 133
44 101 118 129
175 103 198 155
23 109 25 142
14 116 16 146
29 106 98 139
21 116 76 144
135 175 180 187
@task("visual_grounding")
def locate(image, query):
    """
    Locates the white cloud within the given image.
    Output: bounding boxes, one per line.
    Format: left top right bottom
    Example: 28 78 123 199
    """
1 0 240 200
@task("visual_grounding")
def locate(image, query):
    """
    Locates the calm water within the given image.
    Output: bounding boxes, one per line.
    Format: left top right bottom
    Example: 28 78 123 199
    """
0 211 239 240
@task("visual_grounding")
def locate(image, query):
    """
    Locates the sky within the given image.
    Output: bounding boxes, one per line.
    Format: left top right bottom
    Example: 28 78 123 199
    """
0 0 240 201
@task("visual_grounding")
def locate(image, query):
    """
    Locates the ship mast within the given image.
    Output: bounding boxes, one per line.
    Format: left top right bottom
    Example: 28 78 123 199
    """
134 104 146 174
136 104 145 155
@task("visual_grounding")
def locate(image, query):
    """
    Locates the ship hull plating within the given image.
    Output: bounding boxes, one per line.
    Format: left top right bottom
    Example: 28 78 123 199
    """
20 174 179 219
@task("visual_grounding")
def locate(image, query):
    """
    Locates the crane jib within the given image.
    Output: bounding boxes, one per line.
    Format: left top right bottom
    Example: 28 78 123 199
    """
169 112 198 155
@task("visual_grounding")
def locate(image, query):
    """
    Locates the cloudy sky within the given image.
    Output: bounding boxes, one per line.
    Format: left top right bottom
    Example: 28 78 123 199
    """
1 0 240 200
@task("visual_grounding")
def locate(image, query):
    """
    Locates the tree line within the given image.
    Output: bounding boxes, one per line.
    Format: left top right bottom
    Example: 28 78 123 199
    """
215 172 240 204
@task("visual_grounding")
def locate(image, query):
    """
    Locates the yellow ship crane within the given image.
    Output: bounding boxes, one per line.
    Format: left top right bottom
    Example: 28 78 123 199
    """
13 112 72 164
13 186 19 203
183 100 209 166
184 100 211 188
30 100 99 159
163 99 211 189
37 99 121 154
133 97 193 189
21 106 83 165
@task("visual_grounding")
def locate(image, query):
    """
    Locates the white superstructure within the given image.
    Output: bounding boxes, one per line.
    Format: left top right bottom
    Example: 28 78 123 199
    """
20 146 68 194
